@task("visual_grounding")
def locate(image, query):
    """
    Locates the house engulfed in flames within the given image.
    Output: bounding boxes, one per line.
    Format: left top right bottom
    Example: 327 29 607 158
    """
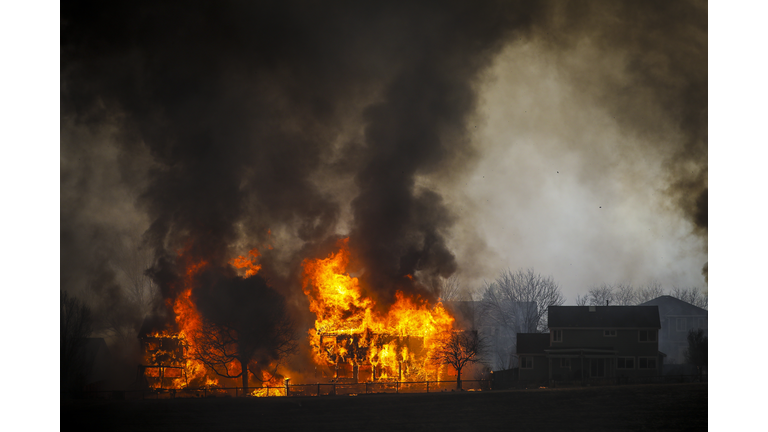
136 238 458 390
137 327 188 389
302 238 456 383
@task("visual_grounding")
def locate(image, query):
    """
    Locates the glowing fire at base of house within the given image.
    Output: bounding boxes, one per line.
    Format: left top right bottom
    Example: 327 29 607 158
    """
138 238 458 394
302 238 456 383
138 248 282 396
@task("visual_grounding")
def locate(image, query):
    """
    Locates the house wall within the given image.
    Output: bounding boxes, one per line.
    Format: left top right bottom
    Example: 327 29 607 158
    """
551 329 659 357
518 355 548 382
659 315 707 364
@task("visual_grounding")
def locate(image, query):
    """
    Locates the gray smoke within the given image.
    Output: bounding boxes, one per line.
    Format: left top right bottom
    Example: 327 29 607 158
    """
61 0 706 355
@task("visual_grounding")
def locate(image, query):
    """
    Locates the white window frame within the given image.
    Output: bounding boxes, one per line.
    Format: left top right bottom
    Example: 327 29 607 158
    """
638 330 657 342
676 317 687 332
638 357 657 369
552 330 563 343
616 357 635 369
560 358 570 368
521 356 534 369
603 329 617 337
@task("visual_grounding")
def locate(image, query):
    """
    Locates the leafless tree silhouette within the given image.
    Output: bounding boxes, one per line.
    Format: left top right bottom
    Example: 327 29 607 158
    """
192 276 298 394
671 286 708 309
684 328 707 381
433 330 485 390
61 291 93 391
480 269 564 369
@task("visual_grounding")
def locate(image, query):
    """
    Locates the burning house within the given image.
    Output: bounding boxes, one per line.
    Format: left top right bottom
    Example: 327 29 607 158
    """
137 319 188 389
303 238 457 383
132 238 459 393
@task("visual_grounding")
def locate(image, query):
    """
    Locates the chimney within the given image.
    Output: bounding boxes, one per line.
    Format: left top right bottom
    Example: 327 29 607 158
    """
606 300 609 306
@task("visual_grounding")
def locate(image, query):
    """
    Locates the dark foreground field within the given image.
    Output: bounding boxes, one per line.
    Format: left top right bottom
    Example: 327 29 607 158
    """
62 383 707 431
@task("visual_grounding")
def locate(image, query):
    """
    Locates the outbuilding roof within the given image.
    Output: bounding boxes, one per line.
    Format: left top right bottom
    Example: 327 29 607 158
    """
548 306 660 329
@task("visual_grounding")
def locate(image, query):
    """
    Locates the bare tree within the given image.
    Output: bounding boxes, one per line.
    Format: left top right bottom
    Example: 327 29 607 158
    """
575 294 589 306
684 328 707 381
192 275 298 394
636 280 666 303
481 268 564 332
612 283 638 305
670 286 708 309
585 283 615 306
480 269 564 370
432 330 485 390
435 274 466 301
114 233 159 315
61 291 93 392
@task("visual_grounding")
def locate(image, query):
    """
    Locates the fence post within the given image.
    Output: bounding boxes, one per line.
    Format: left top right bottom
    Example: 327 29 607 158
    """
396 381 399 394
365 382 369 394
427 381 429 393
317 383 321 396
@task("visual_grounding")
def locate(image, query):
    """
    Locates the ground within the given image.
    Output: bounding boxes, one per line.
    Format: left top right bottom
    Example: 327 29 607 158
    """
61 382 707 431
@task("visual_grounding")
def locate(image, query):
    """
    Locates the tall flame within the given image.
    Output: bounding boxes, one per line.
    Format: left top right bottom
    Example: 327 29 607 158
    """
302 238 454 381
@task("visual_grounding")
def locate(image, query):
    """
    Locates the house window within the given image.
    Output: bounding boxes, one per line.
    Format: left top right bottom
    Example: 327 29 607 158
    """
521 356 534 369
638 330 657 342
560 358 570 368
638 357 657 369
552 330 563 343
590 359 606 377
603 329 617 337
617 357 635 369
676 317 687 332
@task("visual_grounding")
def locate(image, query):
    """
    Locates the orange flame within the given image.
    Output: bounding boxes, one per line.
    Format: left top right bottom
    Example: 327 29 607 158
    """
229 248 262 277
142 246 283 395
302 238 454 382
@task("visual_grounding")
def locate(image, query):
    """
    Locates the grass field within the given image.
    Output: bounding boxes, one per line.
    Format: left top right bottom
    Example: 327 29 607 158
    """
61 382 707 431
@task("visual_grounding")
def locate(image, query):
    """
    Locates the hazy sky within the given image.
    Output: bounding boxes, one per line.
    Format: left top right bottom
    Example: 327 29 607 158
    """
448 40 707 300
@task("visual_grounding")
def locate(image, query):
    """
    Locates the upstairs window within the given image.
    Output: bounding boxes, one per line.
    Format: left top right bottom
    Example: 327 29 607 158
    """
603 329 617 337
639 330 657 342
552 330 563 343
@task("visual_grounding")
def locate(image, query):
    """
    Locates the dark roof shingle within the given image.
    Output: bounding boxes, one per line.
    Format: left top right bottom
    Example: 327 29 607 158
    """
548 306 660 329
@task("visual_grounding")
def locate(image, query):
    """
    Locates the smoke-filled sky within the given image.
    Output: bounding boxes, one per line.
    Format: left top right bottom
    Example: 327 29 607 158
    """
59 0 707 329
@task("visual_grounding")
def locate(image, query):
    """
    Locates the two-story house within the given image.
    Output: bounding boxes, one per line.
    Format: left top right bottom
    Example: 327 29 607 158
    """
638 295 707 364
517 305 665 382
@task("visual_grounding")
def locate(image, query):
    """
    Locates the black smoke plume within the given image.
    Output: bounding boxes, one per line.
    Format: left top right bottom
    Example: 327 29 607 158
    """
61 0 707 367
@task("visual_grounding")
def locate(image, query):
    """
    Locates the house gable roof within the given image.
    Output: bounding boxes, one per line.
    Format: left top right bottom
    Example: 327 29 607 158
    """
516 333 550 354
638 295 707 316
548 306 660 329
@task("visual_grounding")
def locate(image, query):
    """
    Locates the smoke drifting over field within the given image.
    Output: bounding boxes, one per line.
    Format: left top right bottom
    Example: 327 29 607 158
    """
61 0 707 356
